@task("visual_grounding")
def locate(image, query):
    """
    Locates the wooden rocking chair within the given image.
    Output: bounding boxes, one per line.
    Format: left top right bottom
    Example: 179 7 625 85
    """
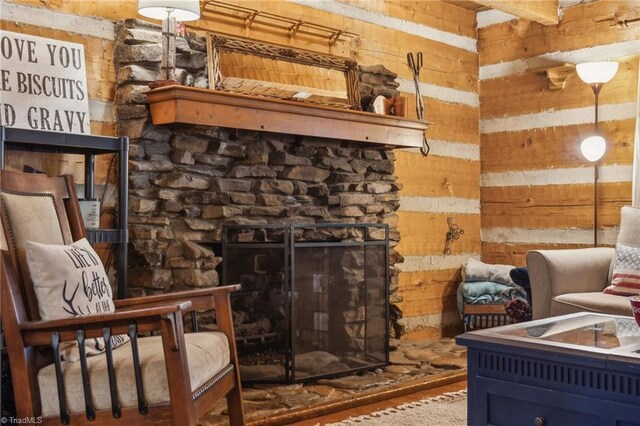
0 170 245 425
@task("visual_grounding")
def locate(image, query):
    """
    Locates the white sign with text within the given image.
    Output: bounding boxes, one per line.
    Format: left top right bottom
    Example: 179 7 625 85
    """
0 31 90 134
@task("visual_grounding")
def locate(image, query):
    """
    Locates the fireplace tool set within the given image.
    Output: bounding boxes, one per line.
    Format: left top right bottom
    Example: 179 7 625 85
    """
407 51 430 156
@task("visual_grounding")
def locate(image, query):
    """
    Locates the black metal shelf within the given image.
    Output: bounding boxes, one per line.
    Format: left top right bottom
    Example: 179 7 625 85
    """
87 229 129 244
0 126 130 299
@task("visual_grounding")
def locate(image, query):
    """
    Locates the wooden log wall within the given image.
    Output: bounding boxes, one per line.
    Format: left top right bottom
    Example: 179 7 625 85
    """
478 0 639 267
0 0 480 340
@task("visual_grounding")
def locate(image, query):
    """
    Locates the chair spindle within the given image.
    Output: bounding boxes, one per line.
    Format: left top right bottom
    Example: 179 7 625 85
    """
102 326 121 418
51 331 70 424
76 329 96 420
128 322 148 415
191 311 199 332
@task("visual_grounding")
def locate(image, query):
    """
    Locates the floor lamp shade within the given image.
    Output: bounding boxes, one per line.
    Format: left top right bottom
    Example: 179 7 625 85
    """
576 62 619 84
580 135 606 162
138 0 200 21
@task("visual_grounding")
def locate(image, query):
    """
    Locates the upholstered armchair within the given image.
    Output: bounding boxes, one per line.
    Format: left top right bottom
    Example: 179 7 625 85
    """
527 206 640 320
0 170 245 425
526 247 622 319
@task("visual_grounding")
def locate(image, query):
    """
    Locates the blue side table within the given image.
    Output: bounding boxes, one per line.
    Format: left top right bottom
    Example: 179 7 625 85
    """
457 312 640 425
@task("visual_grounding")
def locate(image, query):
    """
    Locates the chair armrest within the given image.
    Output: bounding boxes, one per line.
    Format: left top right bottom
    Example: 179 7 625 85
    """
114 285 241 311
527 248 614 320
19 300 192 346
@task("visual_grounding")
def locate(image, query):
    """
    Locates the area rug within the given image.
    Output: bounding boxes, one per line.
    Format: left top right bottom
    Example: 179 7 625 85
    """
326 390 467 426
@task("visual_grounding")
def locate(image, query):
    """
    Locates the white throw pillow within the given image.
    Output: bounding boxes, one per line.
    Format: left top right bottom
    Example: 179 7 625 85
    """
608 206 640 283
26 238 128 360
603 243 640 296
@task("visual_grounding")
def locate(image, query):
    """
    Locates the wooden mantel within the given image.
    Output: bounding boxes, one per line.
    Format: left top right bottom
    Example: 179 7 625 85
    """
146 86 429 148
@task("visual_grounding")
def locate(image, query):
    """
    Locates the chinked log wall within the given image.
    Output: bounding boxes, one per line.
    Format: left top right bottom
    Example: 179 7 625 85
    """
1 0 479 339
478 1 640 266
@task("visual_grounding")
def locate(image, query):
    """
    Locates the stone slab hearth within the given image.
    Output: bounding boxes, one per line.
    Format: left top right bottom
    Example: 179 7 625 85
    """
198 339 467 425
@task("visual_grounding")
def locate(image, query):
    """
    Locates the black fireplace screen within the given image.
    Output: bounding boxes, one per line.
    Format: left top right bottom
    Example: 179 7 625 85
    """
222 223 389 383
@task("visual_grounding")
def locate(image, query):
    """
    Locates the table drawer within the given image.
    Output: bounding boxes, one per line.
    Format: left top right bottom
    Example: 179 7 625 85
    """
487 393 599 426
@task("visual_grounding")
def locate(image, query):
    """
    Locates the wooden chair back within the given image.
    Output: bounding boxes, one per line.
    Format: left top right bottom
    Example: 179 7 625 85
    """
0 169 86 322
1 170 88 415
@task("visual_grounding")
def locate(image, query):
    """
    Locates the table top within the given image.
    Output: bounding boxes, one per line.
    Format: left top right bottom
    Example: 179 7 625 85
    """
457 312 640 361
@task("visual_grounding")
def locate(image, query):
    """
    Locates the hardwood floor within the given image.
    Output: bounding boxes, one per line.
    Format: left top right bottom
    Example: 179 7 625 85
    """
289 380 468 425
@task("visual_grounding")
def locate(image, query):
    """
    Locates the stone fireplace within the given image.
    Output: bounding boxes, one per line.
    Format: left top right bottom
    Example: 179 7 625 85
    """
114 19 406 351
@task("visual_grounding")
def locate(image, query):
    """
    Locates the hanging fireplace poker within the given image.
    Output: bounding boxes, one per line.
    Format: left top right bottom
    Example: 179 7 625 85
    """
407 51 430 157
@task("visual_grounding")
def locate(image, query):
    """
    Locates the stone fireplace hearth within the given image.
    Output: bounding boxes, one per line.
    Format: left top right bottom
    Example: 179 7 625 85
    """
114 19 406 339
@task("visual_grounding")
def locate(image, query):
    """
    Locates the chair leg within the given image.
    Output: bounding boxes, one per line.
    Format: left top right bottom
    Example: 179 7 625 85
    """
214 292 246 425
160 314 197 425
226 383 245 426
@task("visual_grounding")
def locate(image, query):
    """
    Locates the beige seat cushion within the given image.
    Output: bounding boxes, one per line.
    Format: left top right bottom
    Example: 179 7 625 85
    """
552 292 633 317
38 331 230 417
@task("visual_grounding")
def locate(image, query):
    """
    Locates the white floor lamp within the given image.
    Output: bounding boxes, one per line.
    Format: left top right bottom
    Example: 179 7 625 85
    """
576 61 619 246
